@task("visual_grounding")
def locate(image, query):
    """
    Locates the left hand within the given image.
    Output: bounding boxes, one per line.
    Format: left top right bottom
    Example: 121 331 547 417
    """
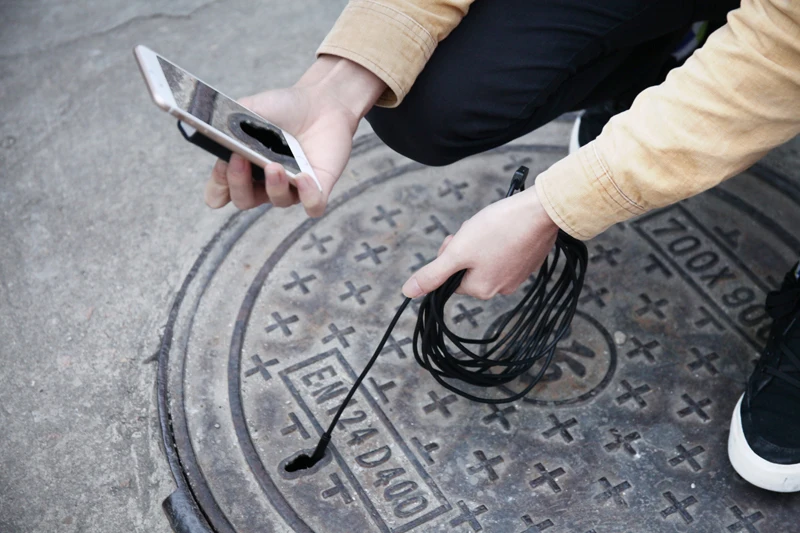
402 187 560 300
204 56 387 217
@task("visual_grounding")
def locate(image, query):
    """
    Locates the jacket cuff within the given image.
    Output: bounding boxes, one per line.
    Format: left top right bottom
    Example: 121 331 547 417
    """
534 141 646 240
316 0 436 108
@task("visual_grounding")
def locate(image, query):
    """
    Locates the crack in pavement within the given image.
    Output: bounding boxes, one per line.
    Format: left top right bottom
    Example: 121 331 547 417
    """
0 0 224 61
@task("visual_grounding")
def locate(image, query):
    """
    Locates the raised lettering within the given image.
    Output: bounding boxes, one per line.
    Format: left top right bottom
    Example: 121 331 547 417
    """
384 480 418 501
394 496 428 518
686 251 719 272
348 428 379 447
356 445 392 468
302 365 337 386
653 217 688 235
374 467 406 488
669 236 701 256
311 381 347 404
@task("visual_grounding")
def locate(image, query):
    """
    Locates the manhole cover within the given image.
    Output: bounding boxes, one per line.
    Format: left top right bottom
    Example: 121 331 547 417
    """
157 135 800 533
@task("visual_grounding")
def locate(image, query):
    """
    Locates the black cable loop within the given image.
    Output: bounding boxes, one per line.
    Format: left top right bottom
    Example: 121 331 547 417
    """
287 165 588 471
413 225 587 404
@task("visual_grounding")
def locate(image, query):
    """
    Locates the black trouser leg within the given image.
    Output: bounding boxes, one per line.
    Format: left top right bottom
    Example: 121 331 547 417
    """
367 0 739 166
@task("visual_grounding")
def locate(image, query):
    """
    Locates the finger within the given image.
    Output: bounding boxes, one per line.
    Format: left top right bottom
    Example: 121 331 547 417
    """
294 173 327 218
205 159 231 208
454 274 468 295
227 155 259 210
498 277 526 296
251 177 269 207
403 252 462 298
455 270 496 300
437 235 454 257
266 163 300 208
230 156 269 209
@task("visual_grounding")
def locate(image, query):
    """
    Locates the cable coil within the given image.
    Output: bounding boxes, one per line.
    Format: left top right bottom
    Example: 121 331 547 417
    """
287 166 588 471
414 230 588 403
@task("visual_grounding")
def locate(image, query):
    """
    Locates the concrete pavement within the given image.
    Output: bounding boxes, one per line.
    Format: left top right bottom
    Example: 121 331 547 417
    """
1 1 798 532
0 1 347 531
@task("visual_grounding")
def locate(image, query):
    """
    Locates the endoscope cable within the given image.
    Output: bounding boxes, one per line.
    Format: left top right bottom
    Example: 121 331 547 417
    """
287 166 588 471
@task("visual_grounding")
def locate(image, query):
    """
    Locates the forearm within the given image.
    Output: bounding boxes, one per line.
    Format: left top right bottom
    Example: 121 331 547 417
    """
317 0 475 107
537 0 800 240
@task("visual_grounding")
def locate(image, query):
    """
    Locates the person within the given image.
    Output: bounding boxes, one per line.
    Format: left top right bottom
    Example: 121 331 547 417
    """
203 0 800 492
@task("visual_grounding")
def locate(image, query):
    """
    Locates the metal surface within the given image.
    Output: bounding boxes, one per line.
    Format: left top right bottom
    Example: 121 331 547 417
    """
158 135 800 533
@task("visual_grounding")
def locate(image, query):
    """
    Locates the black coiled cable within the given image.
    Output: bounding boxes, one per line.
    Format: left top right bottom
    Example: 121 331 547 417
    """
287 166 588 471
414 230 588 404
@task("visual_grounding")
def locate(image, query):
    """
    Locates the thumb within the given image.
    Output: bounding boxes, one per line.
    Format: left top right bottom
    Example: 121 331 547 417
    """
238 91 303 134
437 235 454 257
294 172 327 218
402 252 461 298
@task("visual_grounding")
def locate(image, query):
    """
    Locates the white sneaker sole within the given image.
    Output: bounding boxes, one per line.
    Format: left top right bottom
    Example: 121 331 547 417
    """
568 113 582 155
728 394 800 492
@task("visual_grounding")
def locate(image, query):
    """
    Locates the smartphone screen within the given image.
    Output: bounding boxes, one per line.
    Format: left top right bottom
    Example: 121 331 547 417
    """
157 56 302 175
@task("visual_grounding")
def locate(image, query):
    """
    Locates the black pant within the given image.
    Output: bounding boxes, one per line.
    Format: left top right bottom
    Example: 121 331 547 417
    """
367 0 739 166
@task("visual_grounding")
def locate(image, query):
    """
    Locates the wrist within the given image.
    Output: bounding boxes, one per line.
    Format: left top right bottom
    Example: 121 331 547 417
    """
522 186 559 234
298 55 386 120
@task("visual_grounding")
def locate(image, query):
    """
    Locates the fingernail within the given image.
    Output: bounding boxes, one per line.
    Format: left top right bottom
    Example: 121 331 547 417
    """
206 194 225 209
402 278 423 299
205 183 223 206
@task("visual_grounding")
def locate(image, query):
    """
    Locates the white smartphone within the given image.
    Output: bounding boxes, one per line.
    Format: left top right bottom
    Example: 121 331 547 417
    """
134 44 321 190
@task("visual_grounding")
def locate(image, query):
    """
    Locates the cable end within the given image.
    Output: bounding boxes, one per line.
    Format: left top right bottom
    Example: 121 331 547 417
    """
507 166 529 196
310 433 331 463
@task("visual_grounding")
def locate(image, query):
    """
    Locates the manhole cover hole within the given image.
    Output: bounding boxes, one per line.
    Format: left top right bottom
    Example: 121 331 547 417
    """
158 135 800 532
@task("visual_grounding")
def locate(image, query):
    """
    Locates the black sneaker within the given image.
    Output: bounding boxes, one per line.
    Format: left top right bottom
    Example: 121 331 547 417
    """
568 101 630 154
728 265 800 492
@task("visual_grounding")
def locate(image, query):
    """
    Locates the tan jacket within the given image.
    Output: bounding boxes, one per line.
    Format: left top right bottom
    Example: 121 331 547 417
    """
318 0 800 240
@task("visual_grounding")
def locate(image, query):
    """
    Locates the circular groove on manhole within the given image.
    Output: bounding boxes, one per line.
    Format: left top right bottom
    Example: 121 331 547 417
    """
157 136 800 533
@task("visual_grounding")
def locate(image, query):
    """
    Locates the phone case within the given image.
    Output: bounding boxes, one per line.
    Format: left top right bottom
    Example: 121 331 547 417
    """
177 121 266 181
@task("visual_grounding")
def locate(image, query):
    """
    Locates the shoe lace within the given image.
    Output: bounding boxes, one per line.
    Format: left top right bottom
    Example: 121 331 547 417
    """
763 287 800 390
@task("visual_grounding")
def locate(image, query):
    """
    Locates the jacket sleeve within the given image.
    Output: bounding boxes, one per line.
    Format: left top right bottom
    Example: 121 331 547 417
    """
535 0 800 240
317 0 474 107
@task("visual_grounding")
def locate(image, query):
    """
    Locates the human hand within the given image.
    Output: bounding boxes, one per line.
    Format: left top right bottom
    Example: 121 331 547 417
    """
205 56 386 217
402 187 560 300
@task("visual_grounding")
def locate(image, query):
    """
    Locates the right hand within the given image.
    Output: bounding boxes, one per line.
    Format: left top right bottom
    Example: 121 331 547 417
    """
402 187 560 300
204 56 386 217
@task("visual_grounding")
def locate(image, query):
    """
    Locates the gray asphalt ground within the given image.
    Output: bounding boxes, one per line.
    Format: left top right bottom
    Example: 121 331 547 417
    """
0 1 348 531
0 1 798 532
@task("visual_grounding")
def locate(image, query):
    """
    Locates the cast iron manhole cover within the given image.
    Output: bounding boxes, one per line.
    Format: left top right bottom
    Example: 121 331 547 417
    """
157 134 800 532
